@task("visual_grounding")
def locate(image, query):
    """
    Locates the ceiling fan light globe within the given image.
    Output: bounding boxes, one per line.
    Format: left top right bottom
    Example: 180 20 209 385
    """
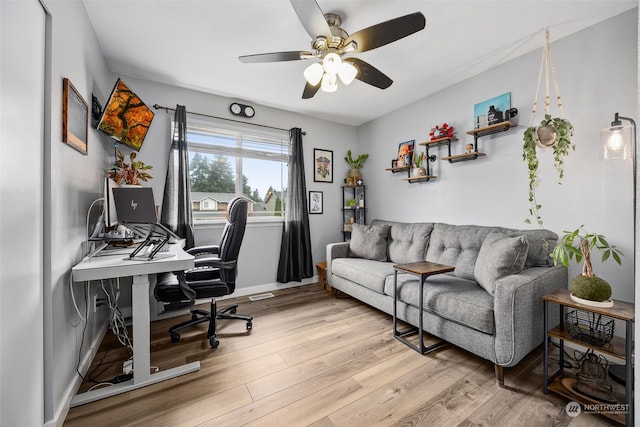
322 52 342 75
338 62 358 85
304 63 324 85
321 73 338 92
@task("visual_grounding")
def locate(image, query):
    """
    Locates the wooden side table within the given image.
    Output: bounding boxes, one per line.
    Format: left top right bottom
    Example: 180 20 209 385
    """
316 261 332 292
393 261 455 354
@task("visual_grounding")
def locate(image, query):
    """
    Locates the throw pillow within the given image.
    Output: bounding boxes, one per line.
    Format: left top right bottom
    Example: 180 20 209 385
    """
349 223 390 261
474 232 529 295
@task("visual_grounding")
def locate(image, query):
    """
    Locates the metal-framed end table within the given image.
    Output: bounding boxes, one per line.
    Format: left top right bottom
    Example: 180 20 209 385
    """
542 289 634 426
393 261 455 354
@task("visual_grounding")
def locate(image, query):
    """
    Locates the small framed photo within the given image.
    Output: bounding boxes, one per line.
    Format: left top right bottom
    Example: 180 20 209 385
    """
309 191 323 214
62 78 89 155
396 140 415 168
313 148 333 183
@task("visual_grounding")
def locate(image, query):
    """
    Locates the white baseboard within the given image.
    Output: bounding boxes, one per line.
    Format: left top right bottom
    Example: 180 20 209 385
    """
221 276 318 300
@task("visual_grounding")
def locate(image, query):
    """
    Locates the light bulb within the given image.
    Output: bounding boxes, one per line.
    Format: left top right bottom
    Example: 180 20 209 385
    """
303 63 324 86
321 73 338 92
338 61 358 85
602 125 629 160
607 129 624 152
322 53 342 75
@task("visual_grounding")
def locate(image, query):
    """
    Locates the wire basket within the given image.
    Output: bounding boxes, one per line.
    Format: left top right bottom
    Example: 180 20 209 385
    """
565 310 614 347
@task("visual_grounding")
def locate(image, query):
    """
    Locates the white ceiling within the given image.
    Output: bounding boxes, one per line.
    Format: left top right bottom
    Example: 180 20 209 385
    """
82 0 636 126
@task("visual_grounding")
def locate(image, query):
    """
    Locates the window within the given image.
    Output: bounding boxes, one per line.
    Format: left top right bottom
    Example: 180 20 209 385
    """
184 118 289 222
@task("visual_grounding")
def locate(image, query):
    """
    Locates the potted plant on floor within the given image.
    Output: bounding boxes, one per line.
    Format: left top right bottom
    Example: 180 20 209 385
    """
108 149 153 185
552 225 623 306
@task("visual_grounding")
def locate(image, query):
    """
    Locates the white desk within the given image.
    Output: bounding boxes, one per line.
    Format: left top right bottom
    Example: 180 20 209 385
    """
71 243 198 406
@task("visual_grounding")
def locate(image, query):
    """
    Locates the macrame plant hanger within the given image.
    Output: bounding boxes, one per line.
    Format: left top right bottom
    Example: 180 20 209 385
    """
529 28 565 148
524 28 574 227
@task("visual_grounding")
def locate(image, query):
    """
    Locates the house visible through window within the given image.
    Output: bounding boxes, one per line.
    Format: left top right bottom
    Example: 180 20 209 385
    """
184 118 289 222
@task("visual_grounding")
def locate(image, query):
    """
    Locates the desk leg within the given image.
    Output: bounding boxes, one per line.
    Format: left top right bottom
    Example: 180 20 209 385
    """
132 274 151 384
70 273 200 407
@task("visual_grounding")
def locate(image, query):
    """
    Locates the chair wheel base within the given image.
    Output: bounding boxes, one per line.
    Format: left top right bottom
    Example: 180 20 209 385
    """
209 337 219 348
247 321 252 330
170 333 180 343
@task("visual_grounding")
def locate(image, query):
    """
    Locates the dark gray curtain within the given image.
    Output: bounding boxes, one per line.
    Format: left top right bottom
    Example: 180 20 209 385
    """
160 105 195 248
277 128 313 282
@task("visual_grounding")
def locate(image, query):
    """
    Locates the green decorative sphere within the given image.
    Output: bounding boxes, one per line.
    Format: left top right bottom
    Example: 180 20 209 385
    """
570 275 612 302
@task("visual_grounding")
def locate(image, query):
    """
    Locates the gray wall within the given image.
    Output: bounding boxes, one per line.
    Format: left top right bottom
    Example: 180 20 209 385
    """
43 1 115 425
358 9 637 304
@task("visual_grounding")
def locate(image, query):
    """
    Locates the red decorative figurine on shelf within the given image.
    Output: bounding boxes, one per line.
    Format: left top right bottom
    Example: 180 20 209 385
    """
429 123 455 140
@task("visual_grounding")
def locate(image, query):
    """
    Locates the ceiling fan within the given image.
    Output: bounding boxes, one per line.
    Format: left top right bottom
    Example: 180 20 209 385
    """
238 0 426 99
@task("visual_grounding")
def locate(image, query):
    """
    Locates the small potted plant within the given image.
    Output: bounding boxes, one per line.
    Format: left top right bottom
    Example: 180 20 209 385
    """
346 198 358 209
413 152 426 177
345 150 369 184
108 149 153 185
552 225 623 306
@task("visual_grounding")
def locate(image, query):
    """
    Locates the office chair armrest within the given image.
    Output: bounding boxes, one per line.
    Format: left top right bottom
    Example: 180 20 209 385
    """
192 258 237 270
187 245 220 256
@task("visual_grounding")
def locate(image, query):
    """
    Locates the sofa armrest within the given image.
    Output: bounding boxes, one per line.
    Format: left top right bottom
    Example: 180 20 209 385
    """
326 242 349 282
492 265 567 367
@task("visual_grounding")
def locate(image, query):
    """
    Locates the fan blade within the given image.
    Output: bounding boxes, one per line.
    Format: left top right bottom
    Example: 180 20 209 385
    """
239 51 313 63
345 12 426 53
302 81 321 99
290 0 332 40
344 58 393 89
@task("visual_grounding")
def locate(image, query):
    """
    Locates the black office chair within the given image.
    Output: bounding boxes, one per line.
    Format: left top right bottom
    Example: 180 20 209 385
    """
154 197 252 348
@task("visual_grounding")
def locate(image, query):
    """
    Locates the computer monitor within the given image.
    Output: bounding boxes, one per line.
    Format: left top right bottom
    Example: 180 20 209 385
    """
104 177 119 228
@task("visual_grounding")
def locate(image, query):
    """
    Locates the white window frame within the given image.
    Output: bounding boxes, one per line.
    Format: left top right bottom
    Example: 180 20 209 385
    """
182 118 290 224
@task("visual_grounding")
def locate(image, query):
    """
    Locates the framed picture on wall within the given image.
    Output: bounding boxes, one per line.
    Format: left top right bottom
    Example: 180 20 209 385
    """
473 92 511 129
309 191 323 214
62 78 89 155
396 140 414 168
313 148 333 183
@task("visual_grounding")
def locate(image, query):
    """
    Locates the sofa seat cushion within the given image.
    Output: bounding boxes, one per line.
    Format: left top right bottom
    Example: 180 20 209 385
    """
371 220 433 263
384 274 495 334
332 258 395 294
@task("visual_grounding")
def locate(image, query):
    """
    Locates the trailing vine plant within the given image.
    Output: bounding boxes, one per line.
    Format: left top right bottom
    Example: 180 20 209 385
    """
523 114 574 226
523 28 575 227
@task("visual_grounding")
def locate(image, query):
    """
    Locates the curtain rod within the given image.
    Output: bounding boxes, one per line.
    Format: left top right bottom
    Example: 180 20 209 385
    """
152 104 305 135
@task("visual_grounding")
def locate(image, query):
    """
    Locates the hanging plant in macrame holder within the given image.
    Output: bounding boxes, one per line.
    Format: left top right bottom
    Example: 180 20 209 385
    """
523 29 575 226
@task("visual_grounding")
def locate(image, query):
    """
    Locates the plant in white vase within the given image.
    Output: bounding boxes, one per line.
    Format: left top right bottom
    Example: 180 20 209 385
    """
552 225 623 306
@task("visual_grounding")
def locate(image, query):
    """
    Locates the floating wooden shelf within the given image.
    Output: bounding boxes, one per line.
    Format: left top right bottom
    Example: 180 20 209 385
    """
401 175 436 183
441 152 486 162
385 166 410 173
466 121 516 137
418 137 458 146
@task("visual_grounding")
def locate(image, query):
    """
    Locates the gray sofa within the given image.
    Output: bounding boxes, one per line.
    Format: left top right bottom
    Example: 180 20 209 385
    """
326 220 567 385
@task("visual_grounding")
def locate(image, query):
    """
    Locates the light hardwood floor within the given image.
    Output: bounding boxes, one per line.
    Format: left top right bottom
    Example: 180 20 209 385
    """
64 284 617 426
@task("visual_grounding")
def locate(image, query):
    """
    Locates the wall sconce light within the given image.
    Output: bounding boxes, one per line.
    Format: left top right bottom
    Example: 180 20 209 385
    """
602 113 636 160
